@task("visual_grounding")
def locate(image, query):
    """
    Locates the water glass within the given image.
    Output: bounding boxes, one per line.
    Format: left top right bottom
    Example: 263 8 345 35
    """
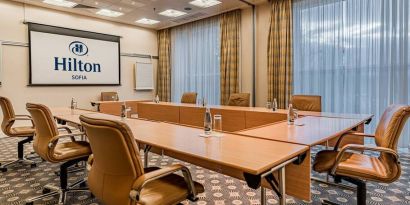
213 114 222 134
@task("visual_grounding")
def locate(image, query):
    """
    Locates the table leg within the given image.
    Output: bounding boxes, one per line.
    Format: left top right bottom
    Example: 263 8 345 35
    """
278 167 286 205
261 187 266 205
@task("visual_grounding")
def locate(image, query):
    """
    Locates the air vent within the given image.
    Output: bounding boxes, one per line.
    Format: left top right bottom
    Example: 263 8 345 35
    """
171 12 208 24
73 4 97 9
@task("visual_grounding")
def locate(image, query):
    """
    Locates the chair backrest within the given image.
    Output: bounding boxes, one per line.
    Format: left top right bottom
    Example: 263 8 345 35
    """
291 95 322 112
80 115 144 205
374 104 410 182
181 92 197 104
375 105 410 149
0 96 16 136
26 103 59 162
101 92 119 101
228 93 250 107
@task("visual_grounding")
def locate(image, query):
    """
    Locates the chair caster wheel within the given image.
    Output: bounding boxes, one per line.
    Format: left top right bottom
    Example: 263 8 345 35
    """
42 188 51 194
0 167 7 172
30 164 36 168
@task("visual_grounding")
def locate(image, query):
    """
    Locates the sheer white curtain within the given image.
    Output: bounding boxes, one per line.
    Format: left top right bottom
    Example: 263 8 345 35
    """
293 0 410 148
171 17 221 105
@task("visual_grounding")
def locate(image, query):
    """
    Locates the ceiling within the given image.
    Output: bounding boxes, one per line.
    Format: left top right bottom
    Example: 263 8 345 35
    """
11 0 266 30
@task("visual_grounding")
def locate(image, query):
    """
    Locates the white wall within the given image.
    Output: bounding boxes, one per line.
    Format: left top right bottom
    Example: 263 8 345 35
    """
0 1 158 114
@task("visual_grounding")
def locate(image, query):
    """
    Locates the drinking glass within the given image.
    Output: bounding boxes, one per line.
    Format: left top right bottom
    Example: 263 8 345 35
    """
266 102 272 109
213 115 222 136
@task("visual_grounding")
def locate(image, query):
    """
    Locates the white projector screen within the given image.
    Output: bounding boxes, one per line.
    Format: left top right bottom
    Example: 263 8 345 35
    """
28 23 120 86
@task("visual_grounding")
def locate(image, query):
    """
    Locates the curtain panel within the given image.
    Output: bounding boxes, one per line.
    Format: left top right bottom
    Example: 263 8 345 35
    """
170 17 221 105
156 29 172 102
267 0 293 109
220 10 241 105
293 0 410 148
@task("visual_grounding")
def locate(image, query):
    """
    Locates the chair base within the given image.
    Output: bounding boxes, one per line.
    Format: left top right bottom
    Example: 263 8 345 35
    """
25 180 89 205
321 175 367 205
0 158 36 172
25 156 90 205
0 136 36 172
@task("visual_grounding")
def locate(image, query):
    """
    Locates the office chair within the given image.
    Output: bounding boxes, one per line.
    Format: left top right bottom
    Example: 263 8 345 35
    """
80 115 204 205
25 103 92 205
227 93 250 107
291 95 322 112
101 91 119 101
0 96 36 172
181 92 198 104
313 104 410 205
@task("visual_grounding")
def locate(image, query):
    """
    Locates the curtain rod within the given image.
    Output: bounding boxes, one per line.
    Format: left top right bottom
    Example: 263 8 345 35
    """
0 40 157 59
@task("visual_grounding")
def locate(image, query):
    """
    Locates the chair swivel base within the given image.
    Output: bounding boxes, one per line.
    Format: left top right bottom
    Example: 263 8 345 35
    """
25 179 89 205
0 158 36 172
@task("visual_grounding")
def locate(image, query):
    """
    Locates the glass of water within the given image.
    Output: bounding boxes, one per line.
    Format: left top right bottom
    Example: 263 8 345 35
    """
213 114 222 137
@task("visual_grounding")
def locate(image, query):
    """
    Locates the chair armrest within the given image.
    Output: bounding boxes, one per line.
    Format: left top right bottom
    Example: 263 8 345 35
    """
331 144 399 175
333 132 376 150
57 126 79 142
129 164 198 202
48 132 85 148
15 114 32 118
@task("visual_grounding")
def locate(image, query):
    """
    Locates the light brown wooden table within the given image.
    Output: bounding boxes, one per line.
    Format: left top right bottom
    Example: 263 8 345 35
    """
52 111 310 205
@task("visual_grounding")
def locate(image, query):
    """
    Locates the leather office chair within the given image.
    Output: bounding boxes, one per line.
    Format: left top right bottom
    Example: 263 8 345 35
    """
181 92 198 104
25 103 92 205
80 115 204 205
227 93 250 107
0 96 36 172
291 95 322 112
101 91 119 101
313 105 410 205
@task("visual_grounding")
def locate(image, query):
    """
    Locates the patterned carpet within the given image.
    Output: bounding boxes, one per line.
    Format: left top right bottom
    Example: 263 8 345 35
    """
0 137 410 205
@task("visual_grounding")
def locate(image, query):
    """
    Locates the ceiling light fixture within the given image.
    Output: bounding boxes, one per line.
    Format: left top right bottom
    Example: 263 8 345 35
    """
96 9 124 17
42 0 77 8
136 18 160 25
189 0 221 8
159 9 187 17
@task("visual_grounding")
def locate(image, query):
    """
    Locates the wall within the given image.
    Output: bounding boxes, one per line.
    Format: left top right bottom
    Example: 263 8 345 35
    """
240 2 271 107
0 1 157 114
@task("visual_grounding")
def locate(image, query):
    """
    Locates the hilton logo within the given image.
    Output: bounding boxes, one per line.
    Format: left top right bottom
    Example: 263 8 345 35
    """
54 41 101 75
69 41 88 56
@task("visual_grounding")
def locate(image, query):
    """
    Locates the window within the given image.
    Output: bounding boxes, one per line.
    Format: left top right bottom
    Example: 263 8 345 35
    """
171 17 221 105
293 0 410 148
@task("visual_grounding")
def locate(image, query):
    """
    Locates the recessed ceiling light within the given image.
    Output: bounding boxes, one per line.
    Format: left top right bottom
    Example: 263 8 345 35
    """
96 9 124 17
189 0 221 8
42 0 77 8
159 9 187 18
136 18 160 25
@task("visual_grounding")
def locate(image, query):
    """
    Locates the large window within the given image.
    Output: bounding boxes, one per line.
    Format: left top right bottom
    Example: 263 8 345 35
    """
293 0 410 148
171 17 221 105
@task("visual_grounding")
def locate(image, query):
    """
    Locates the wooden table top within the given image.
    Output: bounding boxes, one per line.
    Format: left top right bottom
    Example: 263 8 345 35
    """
53 112 308 175
237 116 366 146
50 107 96 116
138 101 373 121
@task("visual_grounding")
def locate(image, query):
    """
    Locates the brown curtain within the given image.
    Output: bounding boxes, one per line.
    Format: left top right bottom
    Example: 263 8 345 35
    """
156 29 171 102
220 10 241 105
267 0 293 109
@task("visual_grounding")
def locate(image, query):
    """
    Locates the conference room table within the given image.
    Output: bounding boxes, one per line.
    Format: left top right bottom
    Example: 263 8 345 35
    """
52 107 309 205
51 105 373 205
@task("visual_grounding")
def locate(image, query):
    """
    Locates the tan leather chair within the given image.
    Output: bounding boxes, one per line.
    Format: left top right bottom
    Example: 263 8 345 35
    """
313 104 410 205
101 91 119 101
181 92 198 104
0 96 36 172
291 95 322 112
25 103 92 205
227 93 250 107
80 115 204 205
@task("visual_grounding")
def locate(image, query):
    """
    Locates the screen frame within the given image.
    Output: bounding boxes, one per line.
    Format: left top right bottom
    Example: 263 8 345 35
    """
28 22 121 86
